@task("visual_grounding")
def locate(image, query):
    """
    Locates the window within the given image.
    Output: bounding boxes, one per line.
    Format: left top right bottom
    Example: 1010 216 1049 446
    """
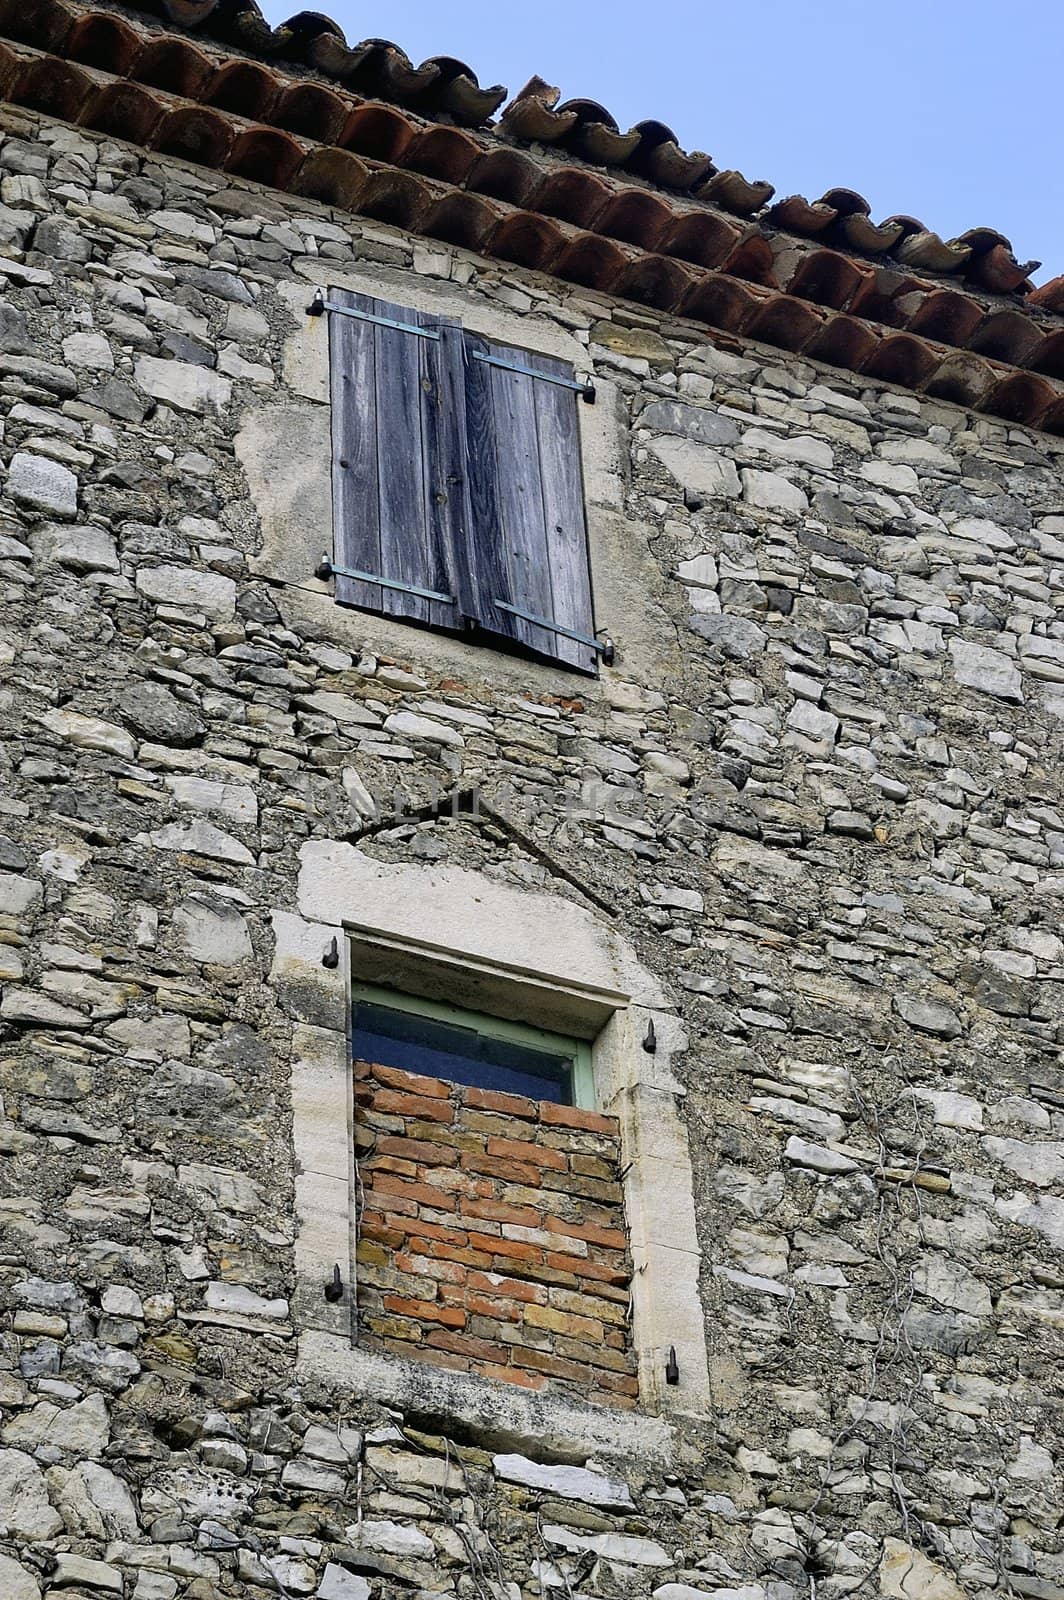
312 288 601 674
351 982 594 1106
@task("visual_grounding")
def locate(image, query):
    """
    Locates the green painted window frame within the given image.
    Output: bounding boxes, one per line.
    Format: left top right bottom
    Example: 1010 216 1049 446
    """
350 980 596 1110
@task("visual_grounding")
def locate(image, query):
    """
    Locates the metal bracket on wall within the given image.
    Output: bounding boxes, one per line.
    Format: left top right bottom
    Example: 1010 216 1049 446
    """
307 288 440 341
493 598 614 662
472 347 595 402
315 554 456 607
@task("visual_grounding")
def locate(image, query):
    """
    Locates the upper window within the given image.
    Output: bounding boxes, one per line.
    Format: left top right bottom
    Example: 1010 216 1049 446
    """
351 982 594 1107
315 288 600 674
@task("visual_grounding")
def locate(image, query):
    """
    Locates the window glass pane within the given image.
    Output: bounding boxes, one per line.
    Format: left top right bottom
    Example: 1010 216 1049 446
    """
352 996 575 1104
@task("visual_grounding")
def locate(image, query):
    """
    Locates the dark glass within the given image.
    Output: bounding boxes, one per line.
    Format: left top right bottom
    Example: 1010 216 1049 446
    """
352 997 574 1104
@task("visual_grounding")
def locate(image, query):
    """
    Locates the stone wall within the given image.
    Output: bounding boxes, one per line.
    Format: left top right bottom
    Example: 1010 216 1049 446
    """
0 96 1062 1600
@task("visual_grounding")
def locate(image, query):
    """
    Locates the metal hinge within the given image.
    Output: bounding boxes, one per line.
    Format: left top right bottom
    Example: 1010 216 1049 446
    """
493 599 613 661
473 348 595 403
307 289 440 341
316 555 455 606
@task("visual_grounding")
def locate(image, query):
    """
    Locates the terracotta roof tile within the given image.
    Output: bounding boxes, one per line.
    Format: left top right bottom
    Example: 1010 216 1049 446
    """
4 0 1064 434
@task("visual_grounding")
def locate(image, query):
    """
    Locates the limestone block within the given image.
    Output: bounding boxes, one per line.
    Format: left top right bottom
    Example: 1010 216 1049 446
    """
648 435 740 501
981 1136 1064 1188
0 1448 63 1538
135 562 236 619
0 1555 39 1600
894 994 962 1038
165 776 257 824
913 1252 991 1316
173 897 252 965
35 708 135 759
318 1567 371 1600
642 398 740 447
949 637 1023 702
31 521 118 572
741 466 808 513
62 330 114 370
147 821 254 865
878 1538 966 1600
134 354 232 412
7 451 78 517
492 1454 634 1510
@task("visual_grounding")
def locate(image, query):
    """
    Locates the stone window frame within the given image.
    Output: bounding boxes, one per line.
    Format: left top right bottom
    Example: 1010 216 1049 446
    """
272 839 711 1463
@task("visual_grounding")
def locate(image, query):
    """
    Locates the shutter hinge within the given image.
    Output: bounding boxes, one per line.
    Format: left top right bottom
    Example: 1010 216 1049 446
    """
316 554 456 606
473 348 595 402
493 599 613 661
307 288 440 341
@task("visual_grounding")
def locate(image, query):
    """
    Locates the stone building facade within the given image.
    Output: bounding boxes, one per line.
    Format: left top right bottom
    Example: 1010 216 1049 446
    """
1 3 1064 1597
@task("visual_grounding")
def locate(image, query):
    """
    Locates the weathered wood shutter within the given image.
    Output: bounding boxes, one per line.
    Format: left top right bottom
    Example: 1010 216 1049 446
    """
329 290 469 630
462 334 597 673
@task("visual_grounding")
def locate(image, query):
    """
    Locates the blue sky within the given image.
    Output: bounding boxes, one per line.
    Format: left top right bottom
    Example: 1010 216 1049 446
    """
258 0 1064 284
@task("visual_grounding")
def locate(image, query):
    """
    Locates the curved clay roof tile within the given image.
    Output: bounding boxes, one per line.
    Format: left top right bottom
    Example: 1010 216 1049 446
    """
133 36 215 98
554 100 641 165
226 123 303 187
490 209 568 271
680 274 768 334
838 213 904 254
499 77 578 142
82 78 165 145
465 148 543 207
861 333 940 389
923 350 997 409
342 40 440 99
553 232 631 292
339 102 417 166
16 54 91 121
204 58 281 120
785 249 872 311
593 189 673 250
1028 276 1064 313
631 123 713 191
1039 395 1064 436
746 295 825 354
293 145 369 210
969 309 1045 367
984 370 1056 426
696 170 775 215
895 231 972 274
67 12 142 76
0 0 73 50
769 196 838 237
904 288 986 347
806 314 880 372
615 252 696 310
152 103 234 168
965 242 1038 296
423 190 501 252
657 210 745 271
817 188 870 217
273 79 348 142
1031 329 1064 380
417 57 506 122
402 125 482 187
531 166 614 228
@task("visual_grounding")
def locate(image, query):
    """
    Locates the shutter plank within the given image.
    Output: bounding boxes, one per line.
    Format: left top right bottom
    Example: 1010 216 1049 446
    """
329 289 380 612
374 296 434 628
329 290 461 631
463 333 521 648
528 351 596 672
489 360 555 657
463 334 597 673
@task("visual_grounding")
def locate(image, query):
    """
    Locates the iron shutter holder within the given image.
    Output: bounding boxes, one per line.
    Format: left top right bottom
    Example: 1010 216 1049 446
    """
471 347 595 403
493 599 614 663
308 289 440 342
315 555 457 607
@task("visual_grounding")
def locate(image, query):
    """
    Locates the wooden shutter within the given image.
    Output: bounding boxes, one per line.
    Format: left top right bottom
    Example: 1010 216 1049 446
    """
463 334 597 673
329 290 469 630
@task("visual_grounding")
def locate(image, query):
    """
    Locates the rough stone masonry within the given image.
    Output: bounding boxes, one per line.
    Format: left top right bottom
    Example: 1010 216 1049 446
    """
0 39 1062 1600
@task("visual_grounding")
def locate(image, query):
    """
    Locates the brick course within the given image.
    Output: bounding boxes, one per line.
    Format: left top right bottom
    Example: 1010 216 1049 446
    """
354 1060 637 1405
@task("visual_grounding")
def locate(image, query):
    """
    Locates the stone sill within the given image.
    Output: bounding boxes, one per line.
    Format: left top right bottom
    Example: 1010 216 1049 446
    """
298 1331 675 1465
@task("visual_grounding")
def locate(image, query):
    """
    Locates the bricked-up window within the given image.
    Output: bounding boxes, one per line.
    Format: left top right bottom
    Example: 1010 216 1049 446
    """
352 995 637 1405
351 985 595 1107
